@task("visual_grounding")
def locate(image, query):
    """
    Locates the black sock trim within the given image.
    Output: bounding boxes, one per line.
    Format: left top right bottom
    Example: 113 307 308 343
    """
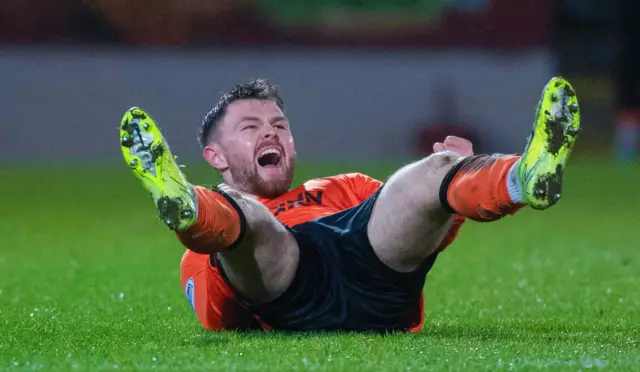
211 187 247 251
439 156 474 214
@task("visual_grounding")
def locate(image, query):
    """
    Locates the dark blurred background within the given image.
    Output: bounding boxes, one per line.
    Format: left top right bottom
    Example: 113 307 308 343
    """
1 0 638 164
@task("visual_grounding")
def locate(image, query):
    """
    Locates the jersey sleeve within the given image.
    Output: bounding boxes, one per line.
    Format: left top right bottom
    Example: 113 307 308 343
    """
339 172 383 203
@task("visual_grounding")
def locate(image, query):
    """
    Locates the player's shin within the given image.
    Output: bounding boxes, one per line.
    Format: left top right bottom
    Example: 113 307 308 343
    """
176 186 243 254
439 154 524 222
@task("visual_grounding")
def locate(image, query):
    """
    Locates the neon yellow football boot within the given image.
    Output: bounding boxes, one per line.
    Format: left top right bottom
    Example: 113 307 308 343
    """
119 107 197 230
518 77 581 210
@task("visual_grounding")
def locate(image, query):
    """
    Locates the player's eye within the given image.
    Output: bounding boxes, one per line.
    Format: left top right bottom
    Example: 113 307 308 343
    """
242 125 257 131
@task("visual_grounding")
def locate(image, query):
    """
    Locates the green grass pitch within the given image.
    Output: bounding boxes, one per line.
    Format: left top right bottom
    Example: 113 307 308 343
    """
0 161 638 371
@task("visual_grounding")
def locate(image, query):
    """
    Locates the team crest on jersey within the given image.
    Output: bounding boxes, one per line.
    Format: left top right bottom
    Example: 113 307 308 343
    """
185 278 195 311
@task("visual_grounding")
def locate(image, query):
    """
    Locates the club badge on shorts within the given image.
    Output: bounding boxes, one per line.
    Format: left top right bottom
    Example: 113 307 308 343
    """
185 278 195 311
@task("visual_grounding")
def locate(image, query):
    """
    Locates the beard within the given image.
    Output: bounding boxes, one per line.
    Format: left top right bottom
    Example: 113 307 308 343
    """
226 155 295 199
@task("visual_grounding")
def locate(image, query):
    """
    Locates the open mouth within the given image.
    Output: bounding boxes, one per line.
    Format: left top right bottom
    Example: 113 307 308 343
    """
257 147 282 168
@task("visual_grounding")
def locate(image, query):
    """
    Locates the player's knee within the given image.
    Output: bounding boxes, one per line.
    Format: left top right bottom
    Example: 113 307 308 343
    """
426 150 461 171
410 151 460 184
385 151 461 211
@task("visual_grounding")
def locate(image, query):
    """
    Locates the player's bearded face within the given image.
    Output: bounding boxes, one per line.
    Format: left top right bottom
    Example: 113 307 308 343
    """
225 138 295 199
217 99 296 198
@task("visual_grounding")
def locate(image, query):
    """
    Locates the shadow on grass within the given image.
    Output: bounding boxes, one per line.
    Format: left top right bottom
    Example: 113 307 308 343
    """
187 328 406 347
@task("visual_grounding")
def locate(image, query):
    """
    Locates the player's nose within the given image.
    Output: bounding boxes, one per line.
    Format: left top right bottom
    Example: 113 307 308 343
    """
263 126 278 140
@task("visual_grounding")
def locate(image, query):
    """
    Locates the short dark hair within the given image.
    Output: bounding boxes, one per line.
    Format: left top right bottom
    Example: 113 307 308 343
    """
198 78 285 148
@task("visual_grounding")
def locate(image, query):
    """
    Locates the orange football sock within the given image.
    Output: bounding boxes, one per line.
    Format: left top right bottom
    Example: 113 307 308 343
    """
176 186 243 254
440 154 525 222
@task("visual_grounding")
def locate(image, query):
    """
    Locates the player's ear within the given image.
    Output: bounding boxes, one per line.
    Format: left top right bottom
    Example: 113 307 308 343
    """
203 144 228 171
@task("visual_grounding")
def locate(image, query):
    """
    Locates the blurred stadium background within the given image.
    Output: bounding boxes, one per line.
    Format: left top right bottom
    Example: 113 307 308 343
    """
2 1 640 370
1 0 637 163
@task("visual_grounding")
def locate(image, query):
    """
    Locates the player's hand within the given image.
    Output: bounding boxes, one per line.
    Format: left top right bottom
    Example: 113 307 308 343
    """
433 136 474 156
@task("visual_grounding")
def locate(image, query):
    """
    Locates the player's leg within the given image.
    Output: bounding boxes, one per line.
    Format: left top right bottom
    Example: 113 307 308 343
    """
194 184 300 304
120 107 298 303
368 77 581 273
